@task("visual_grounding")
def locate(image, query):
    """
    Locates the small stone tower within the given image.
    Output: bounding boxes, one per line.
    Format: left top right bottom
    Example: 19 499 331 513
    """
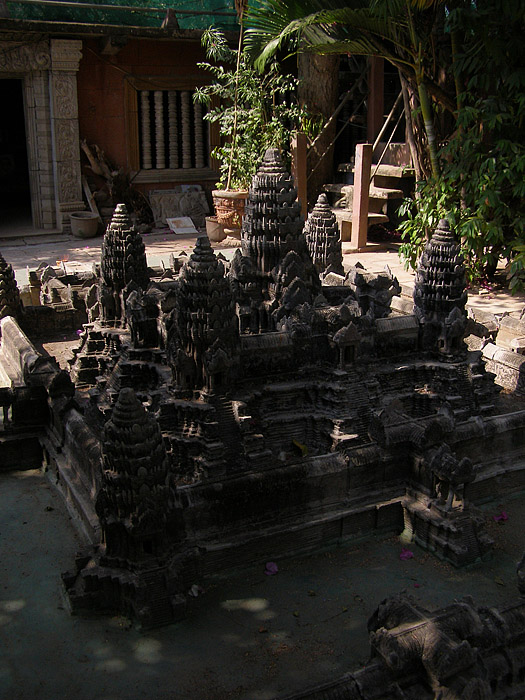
99 204 149 322
304 193 343 275
241 148 304 274
233 148 320 332
413 219 468 356
96 387 176 565
63 387 185 628
171 235 239 394
0 252 21 321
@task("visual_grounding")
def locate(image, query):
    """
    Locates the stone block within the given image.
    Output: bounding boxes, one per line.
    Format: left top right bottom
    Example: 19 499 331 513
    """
482 342 525 392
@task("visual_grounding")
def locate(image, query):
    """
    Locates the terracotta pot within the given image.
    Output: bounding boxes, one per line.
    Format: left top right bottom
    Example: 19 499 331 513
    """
212 189 248 230
70 211 100 238
205 215 226 243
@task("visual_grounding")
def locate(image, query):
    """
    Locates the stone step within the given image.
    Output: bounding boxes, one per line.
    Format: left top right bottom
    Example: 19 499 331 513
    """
337 162 415 200
332 209 389 225
337 163 415 178
332 209 389 243
325 183 405 216
324 183 404 200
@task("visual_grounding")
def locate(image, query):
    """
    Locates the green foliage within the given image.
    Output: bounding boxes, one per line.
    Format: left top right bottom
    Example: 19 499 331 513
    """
398 178 458 272
399 0 525 291
194 27 310 190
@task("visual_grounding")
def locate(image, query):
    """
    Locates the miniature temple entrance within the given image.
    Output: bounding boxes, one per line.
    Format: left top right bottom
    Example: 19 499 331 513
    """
0 79 32 232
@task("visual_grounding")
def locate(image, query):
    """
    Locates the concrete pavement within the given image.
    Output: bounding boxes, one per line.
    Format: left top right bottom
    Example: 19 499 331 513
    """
1 468 524 700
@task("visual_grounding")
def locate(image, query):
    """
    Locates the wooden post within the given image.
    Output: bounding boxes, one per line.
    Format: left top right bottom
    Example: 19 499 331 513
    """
291 131 308 216
351 143 373 251
367 56 384 146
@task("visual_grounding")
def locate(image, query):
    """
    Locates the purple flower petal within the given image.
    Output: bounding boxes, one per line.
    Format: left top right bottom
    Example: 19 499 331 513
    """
493 510 508 522
265 561 278 575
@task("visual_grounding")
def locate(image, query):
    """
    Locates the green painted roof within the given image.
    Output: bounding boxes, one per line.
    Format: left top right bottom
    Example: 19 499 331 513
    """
5 0 240 31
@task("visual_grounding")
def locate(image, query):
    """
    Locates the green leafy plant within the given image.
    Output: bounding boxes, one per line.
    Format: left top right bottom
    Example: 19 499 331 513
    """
194 27 309 190
398 0 525 291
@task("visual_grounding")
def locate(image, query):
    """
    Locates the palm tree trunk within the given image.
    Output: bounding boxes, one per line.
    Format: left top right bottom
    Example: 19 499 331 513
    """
298 53 339 207
400 71 423 182
405 0 440 179
417 80 440 179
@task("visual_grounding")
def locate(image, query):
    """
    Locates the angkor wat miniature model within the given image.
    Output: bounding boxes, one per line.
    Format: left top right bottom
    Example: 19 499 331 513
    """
1 148 525 633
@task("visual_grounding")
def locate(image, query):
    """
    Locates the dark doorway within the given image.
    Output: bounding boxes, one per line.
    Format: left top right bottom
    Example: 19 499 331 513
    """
0 80 32 229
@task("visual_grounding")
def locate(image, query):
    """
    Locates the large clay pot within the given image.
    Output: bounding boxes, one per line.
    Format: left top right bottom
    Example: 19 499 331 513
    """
212 189 248 232
70 211 100 238
205 215 226 243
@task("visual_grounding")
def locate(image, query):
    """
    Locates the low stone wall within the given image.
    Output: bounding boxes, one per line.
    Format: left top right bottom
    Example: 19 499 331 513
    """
482 343 525 393
0 316 41 387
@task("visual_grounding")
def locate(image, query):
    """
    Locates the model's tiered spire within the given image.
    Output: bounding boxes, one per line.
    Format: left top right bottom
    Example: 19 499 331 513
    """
304 193 343 275
96 387 175 564
413 219 468 355
241 148 303 273
100 204 149 321
171 235 239 393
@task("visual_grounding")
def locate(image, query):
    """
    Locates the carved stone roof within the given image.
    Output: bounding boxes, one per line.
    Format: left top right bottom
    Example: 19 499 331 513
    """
242 148 303 246
304 193 343 275
173 235 238 388
100 203 149 293
100 387 171 523
413 219 467 319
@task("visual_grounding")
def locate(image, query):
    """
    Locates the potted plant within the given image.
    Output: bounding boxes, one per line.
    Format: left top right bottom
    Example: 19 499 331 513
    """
194 26 307 235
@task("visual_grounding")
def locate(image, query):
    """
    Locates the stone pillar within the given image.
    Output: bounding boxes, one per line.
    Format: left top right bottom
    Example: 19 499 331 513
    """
154 90 165 169
50 39 84 233
181 91 192 168
140 90 152 169
168 91 179 168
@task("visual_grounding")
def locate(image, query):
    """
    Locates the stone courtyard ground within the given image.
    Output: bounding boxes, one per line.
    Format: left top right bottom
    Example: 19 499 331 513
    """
1 469 524 700
1 228 525 699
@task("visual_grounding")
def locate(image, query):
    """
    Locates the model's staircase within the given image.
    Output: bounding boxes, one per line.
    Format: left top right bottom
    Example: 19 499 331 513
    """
139 569 175 627
323 142 415 243
213 395 243 469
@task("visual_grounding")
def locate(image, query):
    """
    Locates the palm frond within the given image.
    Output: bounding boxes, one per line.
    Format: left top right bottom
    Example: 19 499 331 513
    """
246 2 417 70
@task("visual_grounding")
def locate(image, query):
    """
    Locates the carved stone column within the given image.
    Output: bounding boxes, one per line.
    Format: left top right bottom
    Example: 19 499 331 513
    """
181 91 192 169
140 91 152 169
154 90 165 169
168 91 179 169
50 39 83 232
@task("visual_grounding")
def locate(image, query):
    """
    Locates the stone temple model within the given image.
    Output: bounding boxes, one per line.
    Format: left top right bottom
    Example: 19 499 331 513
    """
0 252 22 321
2 148 525 647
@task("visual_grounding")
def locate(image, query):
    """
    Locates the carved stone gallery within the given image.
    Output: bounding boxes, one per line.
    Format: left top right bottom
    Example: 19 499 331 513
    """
1 147 525 697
